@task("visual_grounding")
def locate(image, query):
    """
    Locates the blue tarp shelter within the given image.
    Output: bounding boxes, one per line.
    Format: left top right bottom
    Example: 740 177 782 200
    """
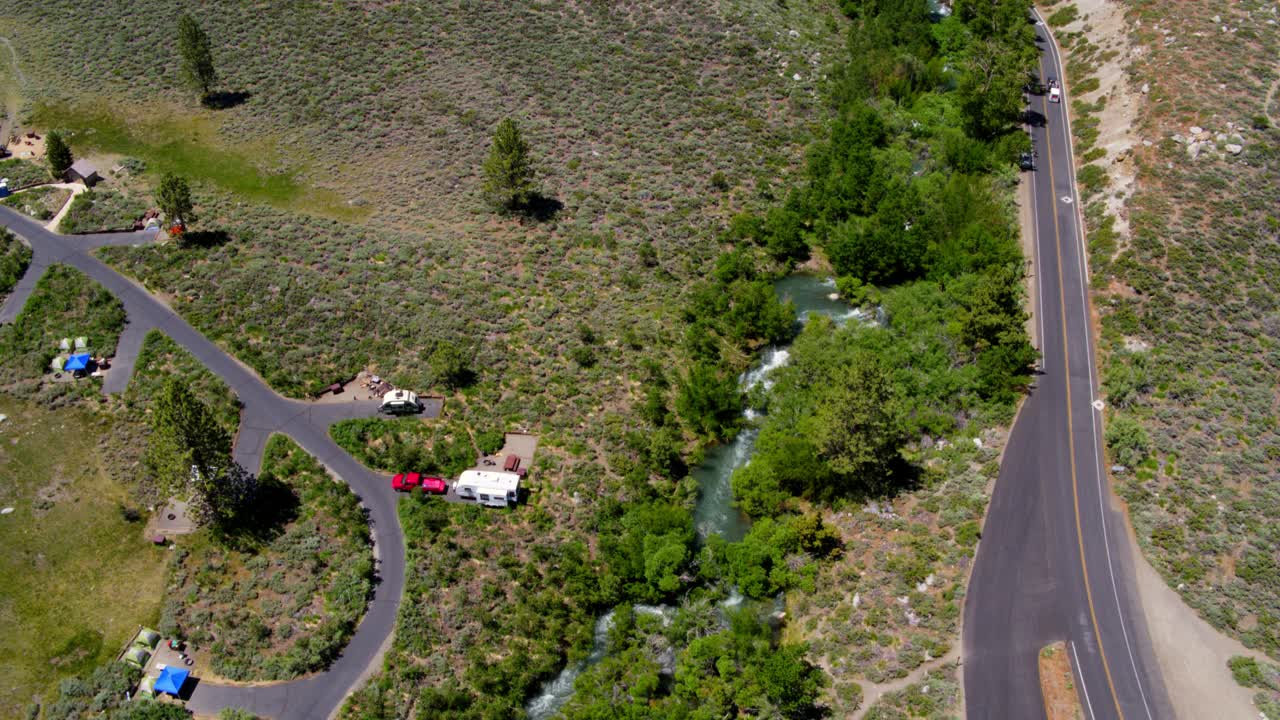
64 353 91 372
155 666 189 696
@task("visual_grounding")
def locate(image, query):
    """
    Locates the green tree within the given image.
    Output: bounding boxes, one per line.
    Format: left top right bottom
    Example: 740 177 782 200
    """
1104 414 1150 468
156 173 196 227
145 378 232 498
811 354 906 497
177 14 217 99
675 361 742 440
482 118 537 211
45 131 73 178
116 699 194 719
956 38 1027 139
428 340 473 389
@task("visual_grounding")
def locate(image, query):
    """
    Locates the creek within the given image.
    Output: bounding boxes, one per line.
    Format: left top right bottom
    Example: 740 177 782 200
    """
526 275 861 720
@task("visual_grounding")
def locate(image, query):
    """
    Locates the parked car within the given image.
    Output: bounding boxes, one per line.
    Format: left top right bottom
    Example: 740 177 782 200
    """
391 472 447 494
1019 152 1035 171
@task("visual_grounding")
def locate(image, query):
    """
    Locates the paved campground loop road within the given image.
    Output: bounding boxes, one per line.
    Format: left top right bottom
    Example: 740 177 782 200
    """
0 206 410 720
963 15 1173 720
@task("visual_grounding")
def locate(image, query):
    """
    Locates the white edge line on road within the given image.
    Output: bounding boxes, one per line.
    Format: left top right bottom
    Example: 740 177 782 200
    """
1072 640 1098 720
1038 12 1157 720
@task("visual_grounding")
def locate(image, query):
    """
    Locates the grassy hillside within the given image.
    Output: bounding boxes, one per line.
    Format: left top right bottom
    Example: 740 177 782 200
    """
0 398 166 719
6 0 842 220
1065 0 1280 659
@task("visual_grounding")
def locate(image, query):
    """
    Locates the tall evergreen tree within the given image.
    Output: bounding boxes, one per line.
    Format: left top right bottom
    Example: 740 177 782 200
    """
177 14 217 99
45 131 73 178
481 118 537 211
156 173 196 226
145 378 231 495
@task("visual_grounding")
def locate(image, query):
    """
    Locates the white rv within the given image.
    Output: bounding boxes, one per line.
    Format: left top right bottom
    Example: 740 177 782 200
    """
455 470 520 507
379 389 422 415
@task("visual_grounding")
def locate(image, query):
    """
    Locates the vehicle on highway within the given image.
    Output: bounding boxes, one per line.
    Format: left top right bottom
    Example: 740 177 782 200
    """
391 472 447 494
1048 77 1062 103
379 389 423 415
1019 152 1035 171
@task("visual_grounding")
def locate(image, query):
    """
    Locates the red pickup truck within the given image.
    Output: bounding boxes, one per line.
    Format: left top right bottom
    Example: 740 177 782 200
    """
391 472 447 494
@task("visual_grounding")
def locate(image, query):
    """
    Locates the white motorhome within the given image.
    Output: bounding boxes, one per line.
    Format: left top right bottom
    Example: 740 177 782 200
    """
379 389 422 415
455 470 520 507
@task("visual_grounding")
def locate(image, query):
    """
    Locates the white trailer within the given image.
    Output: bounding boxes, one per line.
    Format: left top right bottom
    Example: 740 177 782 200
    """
455 470 520 507
379 389 422 415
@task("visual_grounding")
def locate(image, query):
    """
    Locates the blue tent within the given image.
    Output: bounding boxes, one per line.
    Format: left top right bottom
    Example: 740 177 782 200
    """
64 353 91 372
154 666 189 696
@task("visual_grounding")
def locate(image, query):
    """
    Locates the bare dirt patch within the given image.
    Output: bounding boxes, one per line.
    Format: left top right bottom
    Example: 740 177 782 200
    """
1039 641 1085 720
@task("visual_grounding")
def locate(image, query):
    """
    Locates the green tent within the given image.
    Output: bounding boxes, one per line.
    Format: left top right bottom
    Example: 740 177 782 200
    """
136 675 156 698
132 628 160 650
122 646 150 668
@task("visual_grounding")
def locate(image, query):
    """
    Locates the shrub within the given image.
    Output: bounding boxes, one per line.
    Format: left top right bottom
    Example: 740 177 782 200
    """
1104 414 1150 468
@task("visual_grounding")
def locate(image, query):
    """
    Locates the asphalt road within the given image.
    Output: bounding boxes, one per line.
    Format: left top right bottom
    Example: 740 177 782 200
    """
0 206 422 719
962 17 1173 720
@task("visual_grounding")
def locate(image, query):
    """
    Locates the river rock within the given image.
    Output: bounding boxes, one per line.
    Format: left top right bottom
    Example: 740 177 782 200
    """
1189 125 1204 135
1171 133 1185 144
1141 82 1149 94
1187 142 1202 160
1226 143 1243 155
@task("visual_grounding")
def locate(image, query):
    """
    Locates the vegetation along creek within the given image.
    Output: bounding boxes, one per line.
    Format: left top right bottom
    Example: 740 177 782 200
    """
527 274 871 719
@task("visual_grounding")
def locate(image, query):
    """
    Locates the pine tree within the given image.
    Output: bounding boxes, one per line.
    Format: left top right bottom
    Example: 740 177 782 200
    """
177 14 217 99
481 118 537 211
45 131 73 178
156 173 196 227
145 378 231 497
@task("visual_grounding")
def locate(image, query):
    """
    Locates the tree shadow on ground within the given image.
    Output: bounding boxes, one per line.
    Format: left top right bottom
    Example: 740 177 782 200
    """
517 193 563 223
201 90 252 110
214 475 298 551
179 230 231 249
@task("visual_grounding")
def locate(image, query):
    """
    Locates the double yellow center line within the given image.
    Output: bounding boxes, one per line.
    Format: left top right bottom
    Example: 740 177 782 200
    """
1037 53 1127 720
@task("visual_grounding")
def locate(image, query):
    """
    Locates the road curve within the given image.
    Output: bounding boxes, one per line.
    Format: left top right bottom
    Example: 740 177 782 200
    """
962 16 1173 720
0 206 408 720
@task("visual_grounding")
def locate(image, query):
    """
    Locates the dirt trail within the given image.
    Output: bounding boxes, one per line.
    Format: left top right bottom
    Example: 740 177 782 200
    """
37 182 86 231
1265 70 1280 128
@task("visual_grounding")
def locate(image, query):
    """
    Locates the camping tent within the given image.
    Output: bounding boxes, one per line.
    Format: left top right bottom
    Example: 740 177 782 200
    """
132 628 160 650
122 647 150 668
136 675 156 698
155 666 189 696
64 353 91 372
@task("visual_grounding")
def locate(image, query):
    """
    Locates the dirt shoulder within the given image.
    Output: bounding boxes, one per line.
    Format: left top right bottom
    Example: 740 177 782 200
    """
1039 641 1085 720
1128 533 1265 720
